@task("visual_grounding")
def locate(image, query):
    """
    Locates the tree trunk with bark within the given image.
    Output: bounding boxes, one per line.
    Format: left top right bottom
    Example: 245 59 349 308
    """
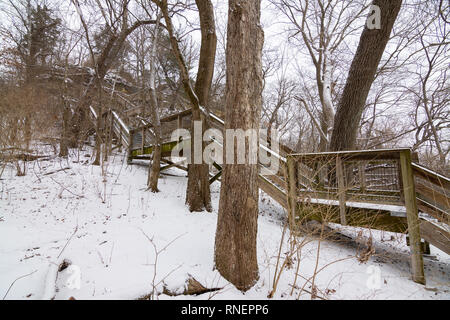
69 100 87 148
214 0 264 292
70 1 158 149
185 108 212 211
330 0 403 151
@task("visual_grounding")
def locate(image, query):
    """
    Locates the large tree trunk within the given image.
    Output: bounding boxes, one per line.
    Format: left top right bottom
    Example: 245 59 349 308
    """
185 0 217 212
330 0 402 151
214 0 264 292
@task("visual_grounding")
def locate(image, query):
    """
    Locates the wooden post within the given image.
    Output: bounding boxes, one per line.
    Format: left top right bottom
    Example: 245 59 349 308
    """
141 128 145 154
409 153 430 253
286 156 299 230
336 156 347 225
400 149 425 285
397 159 405 203
177 115 182 130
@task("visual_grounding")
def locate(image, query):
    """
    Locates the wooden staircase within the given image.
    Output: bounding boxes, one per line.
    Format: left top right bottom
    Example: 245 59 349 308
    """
91 107 449 285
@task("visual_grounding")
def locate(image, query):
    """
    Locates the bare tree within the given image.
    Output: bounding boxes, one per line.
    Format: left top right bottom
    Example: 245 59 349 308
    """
185 0 217 212
272 0 369 151
59 34 82 157
152 0 216 211
71 0 158 158
264 81 297 144
407 5 449 172
0 0 61 150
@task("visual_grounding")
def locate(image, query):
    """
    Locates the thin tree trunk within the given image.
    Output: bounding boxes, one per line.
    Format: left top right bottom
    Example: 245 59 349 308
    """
157 0 200 110
69 102 87 148
103 111 113 162
92 109 102 165
185 0 217 212
59 59 71 157
330 0 402 151
214 0 264 292
93 82 102 166
59 102 70 157
316 63 334 152
24 115 31 150
147 13 163 193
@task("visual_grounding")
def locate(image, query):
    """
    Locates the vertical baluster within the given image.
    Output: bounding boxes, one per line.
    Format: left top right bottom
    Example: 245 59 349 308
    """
336 156 347 225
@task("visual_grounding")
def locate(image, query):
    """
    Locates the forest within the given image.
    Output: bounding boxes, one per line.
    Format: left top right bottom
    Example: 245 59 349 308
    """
0 0 448 302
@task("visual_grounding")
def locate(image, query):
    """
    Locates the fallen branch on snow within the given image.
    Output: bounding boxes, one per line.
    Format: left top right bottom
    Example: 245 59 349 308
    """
2 270 38 300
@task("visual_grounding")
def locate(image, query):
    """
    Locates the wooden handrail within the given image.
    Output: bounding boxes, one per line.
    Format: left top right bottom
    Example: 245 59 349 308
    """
289 148 411 161
412 162 450 190
133 109 193 132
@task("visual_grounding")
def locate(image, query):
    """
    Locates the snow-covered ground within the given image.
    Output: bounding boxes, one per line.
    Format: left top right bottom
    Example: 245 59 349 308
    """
0 146 449 300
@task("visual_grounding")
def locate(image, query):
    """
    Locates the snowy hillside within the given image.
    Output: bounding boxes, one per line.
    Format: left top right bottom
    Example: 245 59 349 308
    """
0 147 448 300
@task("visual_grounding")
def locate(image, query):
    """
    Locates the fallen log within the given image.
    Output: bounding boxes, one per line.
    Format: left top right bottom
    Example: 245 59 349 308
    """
0 153 52 162
163 276 222 297
43 167 71 176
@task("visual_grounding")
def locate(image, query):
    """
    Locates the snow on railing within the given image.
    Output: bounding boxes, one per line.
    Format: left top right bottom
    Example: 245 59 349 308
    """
111 110 130 135
89 105 97 119
412 162 450 185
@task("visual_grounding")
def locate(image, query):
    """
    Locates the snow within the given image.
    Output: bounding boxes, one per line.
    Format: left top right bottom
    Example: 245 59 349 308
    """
305 197 407 213
0 146 449 300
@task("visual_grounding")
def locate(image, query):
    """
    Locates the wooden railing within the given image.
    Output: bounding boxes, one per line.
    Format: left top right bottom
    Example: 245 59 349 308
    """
285 148 450 285
411 163 450 255
88 106 130 149
127 108 290 207
412 163 449 222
